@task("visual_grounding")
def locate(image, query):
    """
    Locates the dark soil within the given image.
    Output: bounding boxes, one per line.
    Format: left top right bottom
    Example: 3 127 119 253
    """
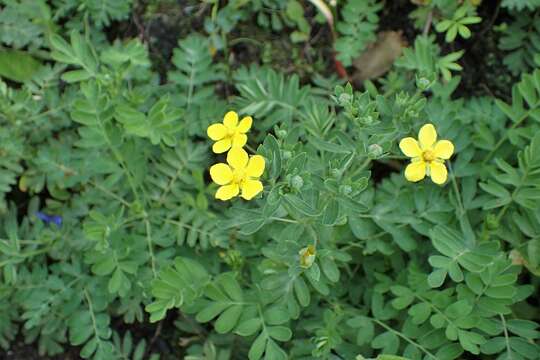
455 0 517 100
0 338 79 360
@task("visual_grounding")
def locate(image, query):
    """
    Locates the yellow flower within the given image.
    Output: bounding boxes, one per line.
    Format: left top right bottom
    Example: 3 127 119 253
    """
207 111 252 154
399 123 454 185
209 148 265 201
299 245 316 268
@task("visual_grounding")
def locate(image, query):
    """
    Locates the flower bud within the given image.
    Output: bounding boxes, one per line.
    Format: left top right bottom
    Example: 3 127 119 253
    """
291 175 304 190
415 73 436 91
486 214 499 230
299 245 316 268
367 144 383 158
361 115 374 125
339 185 353 195
509 249 525 266
416 77 431 90
338 93 352 104
282 150 292 160
395 93 408 106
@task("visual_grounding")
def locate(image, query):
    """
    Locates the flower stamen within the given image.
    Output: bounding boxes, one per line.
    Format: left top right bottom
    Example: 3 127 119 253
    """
422 149 436 162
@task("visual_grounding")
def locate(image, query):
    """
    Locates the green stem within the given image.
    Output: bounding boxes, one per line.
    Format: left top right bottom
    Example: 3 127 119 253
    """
499 314 513 360
416 294 455 327
370 317 438 359
96 117 141 204
84 289 103 350
349 158 371 178
448 163 465 216
245 144 257 154
307 225 319 248
91 181 131 207
144 219 157 278
269 217 299 224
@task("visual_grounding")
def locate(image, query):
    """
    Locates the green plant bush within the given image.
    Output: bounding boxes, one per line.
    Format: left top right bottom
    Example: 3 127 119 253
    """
0 1 539 359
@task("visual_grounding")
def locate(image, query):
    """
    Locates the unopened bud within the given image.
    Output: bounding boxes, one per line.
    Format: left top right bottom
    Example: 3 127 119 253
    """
282 150 292 160
339 185 353 195
486 214 499 230
291 175 304 190
339 93 352 103
276 130 287 138
299 245 316 268
367 144 383 158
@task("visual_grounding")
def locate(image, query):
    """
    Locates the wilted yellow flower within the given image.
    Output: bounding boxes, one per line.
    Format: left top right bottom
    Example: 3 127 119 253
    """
299 245 316 268
399 123 454 185
207 111 252 153
209 148 264 201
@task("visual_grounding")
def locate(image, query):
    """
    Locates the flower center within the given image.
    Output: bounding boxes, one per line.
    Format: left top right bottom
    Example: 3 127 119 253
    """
422 150 436 162
232 168 246 183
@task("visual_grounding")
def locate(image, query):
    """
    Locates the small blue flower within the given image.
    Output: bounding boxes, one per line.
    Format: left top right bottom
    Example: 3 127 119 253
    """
36 212 62 227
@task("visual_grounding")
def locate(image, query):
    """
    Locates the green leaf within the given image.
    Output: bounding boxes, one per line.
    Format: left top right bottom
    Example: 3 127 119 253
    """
92 256 116 276
321 199 340 225
262 135 282 179
267 326 292 341
264 307 289 325
408 302 431 324
219 273 244 301
371 331 399 354
0 50 42 82
484 286 516 299
248 333 267 360
235 318 262 337
347 316 374 345
445 300 473 319
293 277 310 307
428 268 447 288
108 268 126 294
196 302 230 323
215 305 243 334
283 194 320 217
320 257 340 282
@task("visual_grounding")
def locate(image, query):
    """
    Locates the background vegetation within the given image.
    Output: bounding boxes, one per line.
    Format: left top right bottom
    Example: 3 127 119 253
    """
0 0 539 359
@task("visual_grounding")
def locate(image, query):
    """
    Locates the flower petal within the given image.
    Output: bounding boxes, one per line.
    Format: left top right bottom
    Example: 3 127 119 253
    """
215 184 239 201
227 147 249 169
418 123 437 149
207 123 227 141
433 140 454 160
246 155 265 178
399 137 422 158
237 116 252 133
404 161 426 182
241 180 263 200
210 163 233 185
232 133 247 148
429 161 448 185
212 138 232 154
223 111 238 129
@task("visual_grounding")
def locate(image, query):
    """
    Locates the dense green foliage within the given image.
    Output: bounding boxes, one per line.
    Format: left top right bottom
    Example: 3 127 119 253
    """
0 0 539 359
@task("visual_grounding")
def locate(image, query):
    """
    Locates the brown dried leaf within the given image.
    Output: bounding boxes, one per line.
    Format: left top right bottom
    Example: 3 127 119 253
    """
351 31 407 83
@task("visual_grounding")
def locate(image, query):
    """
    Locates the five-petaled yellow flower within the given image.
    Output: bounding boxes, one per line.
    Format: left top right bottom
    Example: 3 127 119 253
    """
210 148 265 201
399 123 454 185
207 111 252 154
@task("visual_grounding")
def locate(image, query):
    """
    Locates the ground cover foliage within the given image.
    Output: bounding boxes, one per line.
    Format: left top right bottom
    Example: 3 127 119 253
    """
0 0 539 359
